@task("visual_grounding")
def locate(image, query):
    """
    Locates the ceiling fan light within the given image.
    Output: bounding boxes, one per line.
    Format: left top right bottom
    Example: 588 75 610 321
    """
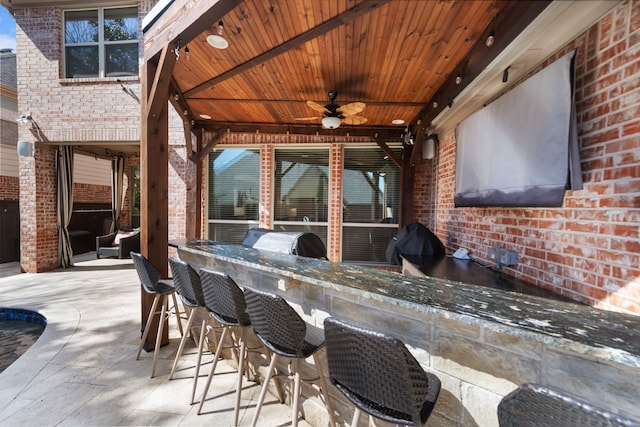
322 116 341 129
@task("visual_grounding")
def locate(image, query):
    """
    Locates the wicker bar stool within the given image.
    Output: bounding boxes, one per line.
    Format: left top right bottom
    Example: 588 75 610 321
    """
168 257 218 403
196 269 260 425
131 252 184 378
244 287 336 427
498 383 639 427
323 317 441 427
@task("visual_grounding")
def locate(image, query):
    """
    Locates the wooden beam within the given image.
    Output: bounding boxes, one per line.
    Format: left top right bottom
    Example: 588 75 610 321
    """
374 138 402 168
195 130 225 162
410 0 551 128
143 0 240 60
146 45 177 121
183 0 391 98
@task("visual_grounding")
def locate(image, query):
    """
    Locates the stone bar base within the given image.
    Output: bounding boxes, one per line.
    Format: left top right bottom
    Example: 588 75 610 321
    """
176 240 640 426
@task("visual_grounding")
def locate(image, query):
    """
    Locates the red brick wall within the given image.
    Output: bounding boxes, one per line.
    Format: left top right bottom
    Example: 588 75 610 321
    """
19 147 58 272
73 183 111 204
0 176 19 200
416 0 640 314
14 3 155 270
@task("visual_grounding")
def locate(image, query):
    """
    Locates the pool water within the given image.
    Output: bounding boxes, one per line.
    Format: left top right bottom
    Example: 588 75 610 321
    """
0 309 46 374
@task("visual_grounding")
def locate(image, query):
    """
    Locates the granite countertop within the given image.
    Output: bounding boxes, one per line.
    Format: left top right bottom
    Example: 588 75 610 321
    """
174 239 640 369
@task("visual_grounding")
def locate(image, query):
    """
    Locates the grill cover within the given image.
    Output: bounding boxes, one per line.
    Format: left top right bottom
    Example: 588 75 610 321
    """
386 222 445 265
242 228 327 259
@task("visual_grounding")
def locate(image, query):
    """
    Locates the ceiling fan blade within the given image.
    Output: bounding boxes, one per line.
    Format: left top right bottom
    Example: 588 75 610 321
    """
337 102 366 117
306 100 328 113
342 115 368 125
294 116 322 121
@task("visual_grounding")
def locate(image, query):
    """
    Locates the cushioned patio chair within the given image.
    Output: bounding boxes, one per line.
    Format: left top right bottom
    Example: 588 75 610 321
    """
96 229 140 259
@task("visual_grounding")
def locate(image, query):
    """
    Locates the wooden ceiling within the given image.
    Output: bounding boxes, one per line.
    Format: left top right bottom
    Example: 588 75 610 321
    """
165 0 551 138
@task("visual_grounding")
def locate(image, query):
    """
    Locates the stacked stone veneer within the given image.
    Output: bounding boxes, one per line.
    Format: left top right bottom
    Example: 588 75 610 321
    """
414 0 640 315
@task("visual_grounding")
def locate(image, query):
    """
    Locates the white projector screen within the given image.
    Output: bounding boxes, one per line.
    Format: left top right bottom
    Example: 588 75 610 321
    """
455 50 581 207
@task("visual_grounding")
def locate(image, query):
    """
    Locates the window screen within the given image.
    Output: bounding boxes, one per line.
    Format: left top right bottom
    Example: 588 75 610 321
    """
342 146 401 263
273 148 329 244
207 148 260 243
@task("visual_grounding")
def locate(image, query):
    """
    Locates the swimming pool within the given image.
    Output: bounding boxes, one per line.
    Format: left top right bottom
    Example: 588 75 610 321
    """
0 308 47 373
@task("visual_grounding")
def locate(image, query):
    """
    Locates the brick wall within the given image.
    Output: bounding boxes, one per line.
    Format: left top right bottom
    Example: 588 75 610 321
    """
14 4 148 271
19 146 58 272
73 183 111 204
0 176 19 200
168 108 196 240
415 0 640 314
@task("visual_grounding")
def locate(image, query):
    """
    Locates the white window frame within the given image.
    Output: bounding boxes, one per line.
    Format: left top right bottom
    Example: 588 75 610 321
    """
63 6 139 79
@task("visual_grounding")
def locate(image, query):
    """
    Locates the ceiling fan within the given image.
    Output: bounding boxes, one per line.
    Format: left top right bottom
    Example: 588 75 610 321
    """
295 90 367 129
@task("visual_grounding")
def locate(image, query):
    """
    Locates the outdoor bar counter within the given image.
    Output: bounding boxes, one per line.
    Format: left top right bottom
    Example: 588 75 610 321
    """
174 239 640 426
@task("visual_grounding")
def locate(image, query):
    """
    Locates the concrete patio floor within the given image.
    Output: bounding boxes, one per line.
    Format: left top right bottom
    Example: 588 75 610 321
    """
0 253 306 426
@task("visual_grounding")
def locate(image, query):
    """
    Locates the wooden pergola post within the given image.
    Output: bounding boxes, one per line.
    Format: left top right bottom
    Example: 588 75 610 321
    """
139 0 240 351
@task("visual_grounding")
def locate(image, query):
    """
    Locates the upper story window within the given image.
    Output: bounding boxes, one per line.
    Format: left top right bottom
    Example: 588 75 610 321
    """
64 6 139 78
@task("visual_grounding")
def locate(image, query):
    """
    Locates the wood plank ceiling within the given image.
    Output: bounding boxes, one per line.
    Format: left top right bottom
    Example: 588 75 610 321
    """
168 0 550 139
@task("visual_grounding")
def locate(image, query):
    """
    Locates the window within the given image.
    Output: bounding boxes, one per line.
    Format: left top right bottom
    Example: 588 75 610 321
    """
342 146 401 263
273 148 329 245
207 149 260 243
64 6 139 78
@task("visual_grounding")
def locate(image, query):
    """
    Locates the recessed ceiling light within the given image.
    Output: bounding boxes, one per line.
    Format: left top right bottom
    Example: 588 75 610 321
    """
199 114 211 119
392 119 405 125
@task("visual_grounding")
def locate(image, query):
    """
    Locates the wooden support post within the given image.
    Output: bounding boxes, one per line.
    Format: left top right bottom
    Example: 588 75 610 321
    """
140 45 175 351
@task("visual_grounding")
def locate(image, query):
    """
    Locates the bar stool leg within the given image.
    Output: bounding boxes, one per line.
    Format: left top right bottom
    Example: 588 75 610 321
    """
191 318 208 404
151 295 168 378
170 292 184 337
250 354 279 427
137 293 161 360
313 352 336 427
234 328 247 426
196 326 229 412
350 408 361 427
169 305 197 379
291 360 301 427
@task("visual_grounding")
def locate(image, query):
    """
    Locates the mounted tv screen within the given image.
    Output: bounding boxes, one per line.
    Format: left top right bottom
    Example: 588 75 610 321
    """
455 50 582 207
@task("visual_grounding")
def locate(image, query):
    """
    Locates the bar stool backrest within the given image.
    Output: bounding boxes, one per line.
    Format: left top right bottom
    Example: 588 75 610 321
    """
199 268 250 326
131 251 161 293
498 383 639 427
324 317 440 426
244 286 307 357
168 257 205 308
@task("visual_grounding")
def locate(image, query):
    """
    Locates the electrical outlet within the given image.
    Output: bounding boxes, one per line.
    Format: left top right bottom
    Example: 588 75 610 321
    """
501 250 518 266
489 246 506 262
489 246 518 266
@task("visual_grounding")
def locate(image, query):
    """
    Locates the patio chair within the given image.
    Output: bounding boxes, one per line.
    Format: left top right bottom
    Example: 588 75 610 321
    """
323 316 441 426
244 286 336 427
131 252 184 378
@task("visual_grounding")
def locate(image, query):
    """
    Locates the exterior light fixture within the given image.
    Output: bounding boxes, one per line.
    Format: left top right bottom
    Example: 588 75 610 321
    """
455 73 462 85
17 113 32 124
184 45 190 60
432 100 438 109
486 30 495 47
322 116 341 129
207 20 229 49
